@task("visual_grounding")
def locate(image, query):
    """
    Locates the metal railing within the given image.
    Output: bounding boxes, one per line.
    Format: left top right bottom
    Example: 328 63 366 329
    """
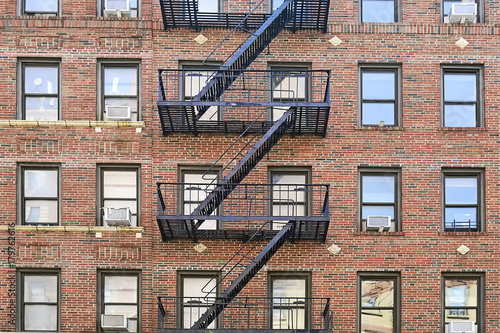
157 296 333 331
444 220 480 232
158 69 330 107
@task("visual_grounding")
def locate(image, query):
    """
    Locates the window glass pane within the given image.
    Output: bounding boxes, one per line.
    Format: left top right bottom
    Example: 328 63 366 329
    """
445 279 478 306
445 177 477 204
104 67 138 96
183 306 215 328
25 97 59 121
25 66 58 94
103 200 137 214
25 200 58 223
362 175 395 203
444 104 476 127
361 310 394 332
273 173 307 185
25 0 58 12
184 277 217 299
24 170 58 197
444 73 476 102
198 0 218 12
104 275 138 303
443 0 462 15
272 279 306 299
362 103 396 125
272 0 285 11
24 275 58 302
272 308 305 329
272 73 306 101
362 72 395 100
362 0 395 23
273 203 305 217
184 71 214 98
361 279 394 307
104 304 138 318
445 207 477 226
104 171 137 198
362 205 394 219
25 304 57 330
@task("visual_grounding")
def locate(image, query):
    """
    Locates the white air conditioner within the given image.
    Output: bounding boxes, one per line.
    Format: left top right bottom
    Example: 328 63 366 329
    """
104 0 131 17
448 3 477 24
366 216 391 231
449 321 475 333
101 314 129 331
103 207 131 227
105 105 131 121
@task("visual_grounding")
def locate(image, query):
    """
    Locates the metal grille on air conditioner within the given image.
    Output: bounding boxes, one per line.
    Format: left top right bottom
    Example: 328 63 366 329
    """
103 207 132 227
101 314 129 331
366 215 391 230
105 105 131 120
449 321 475 333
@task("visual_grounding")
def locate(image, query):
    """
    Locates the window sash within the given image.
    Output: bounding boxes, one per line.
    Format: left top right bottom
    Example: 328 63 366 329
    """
101 0 139 17
361 69 398 126
359 276 398 333
270 276 309 330
100 168 139 226
22 167 59 225
21 272 59 331
442 69 480 127
442 0 479 23
22 63 60 120
361 0 397 23
23 0 59 15
101 64 139 121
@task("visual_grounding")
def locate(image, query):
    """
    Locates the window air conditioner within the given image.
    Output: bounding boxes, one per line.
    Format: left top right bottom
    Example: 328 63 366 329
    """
448 3 477 24
449 321 475 333
105 105 131 121
104 0 131 17
101 314 130 331
366 216 391 231
103 207 132 227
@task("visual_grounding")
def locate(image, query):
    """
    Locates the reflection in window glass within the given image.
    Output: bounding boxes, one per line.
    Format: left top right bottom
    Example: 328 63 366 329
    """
444 174 479 231
360 277 396 333
442 0 478 23
361 69 397 126
102 0 139 17
272 0 285 11
23 168 59 224
101 273 139 332
24 0 58 15
444 277 479 331
361 0 396 23
198 0 219 12
102 65 139 121
443 70 479 127
22 273 59 331
271 276 307 330
23 64 59 121
361 174 396 220
102 169 138 226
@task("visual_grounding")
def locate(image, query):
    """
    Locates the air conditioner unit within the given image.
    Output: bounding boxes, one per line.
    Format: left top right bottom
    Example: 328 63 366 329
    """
448 3 477 24
104 0 131 17
101 314 129 331
105 105 131 121
449 321 475 333
366 216 391 231
103 207 131 227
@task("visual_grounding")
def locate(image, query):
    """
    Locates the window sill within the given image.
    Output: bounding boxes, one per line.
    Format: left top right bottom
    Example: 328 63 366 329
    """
0 120 144 128
356 126 404 131
439 127 486 132
354 231 405 236
438 231 488 236
0 225 144 233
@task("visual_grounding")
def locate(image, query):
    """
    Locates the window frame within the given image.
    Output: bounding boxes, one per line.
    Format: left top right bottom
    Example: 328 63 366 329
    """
177 271 221 329
359 0 400 23
18 59 61 121
442 273 484 333
268 167 312 230
359 64 402 127
19 164 61 226
19 0 60 16
358 168 401 232
18 269 61 332
98 0 140 17
98 60 141 121
442 168 484 232
358 272 401 333
178 165 222 230
441 65 483 128
267 272 312 330
97 165 141 227
97 270 141 333
441 0 482 23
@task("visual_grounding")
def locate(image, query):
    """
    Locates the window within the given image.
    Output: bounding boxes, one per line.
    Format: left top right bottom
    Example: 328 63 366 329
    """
19 270 60 331
443 274 483 332
198 0 220 12
360 0 398 23
98 271 140 332
270 0 285 12
180 168 220 230
270 169 310 230
181 64 221 121
359 169 400 231
20 165 60 225
442 67 482 127
443 169 483 232
20 0 59 16
20 60 60 121
98 166 140 226
269 273 310 330
99 62 140 121
360 66 401 126
442 0 481 23
359 273 400 333
179 273 219 329
99 0 139 17
269 65 309 121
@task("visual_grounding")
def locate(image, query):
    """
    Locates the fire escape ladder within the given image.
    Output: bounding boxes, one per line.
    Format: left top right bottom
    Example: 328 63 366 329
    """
191 108 296 229
191 222 295 330
192 0 296 120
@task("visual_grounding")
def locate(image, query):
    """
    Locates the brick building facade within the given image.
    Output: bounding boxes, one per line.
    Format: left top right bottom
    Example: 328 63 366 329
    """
0 0 498 332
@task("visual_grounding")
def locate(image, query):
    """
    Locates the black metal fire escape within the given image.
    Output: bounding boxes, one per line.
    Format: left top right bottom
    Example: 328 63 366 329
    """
156 0 331 331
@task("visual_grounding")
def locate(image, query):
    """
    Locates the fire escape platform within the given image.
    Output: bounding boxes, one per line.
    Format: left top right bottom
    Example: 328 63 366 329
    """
159 0 330 32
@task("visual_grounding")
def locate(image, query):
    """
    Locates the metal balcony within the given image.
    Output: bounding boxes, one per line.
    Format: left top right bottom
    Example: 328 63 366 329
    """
157 69 330 136
157 296 333 333
159 0 330 32
156 182 330 242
